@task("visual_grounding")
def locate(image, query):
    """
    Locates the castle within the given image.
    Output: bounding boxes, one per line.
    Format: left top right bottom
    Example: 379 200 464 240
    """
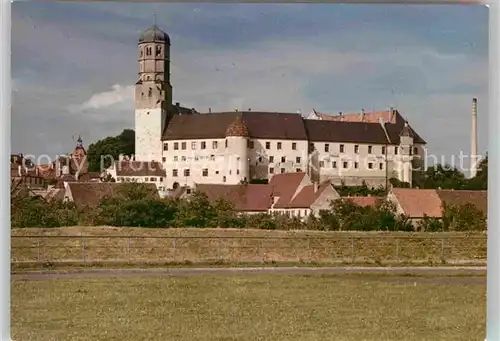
131 24 426 191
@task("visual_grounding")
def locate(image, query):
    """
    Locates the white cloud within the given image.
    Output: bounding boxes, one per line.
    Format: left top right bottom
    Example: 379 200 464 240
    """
67 84 134 114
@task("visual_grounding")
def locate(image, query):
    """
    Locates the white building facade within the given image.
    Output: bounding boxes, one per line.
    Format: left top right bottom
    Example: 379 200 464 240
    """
133 25 427 190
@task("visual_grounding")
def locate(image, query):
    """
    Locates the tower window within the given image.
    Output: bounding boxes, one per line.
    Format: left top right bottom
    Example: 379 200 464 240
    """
140 49 143 57
146 46 152 56
156 45 161 57
148 88 152 97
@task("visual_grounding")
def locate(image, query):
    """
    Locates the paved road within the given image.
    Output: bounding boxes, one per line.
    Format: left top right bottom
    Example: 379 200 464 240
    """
12 266 486 284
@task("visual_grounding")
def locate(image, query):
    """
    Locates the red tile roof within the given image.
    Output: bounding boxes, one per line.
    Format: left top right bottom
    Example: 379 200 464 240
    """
314 110 397 124
195 183 273 212
391 188 443 218
436 190 487 215
268 172 308 208
287 182 332 208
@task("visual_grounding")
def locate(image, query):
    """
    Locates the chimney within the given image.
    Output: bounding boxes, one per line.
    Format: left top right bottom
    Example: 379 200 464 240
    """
471 98 478 178
209 108 211 113
361 109 365 121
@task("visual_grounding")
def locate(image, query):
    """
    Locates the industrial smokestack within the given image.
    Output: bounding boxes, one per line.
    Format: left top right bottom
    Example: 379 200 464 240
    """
471 98 478 178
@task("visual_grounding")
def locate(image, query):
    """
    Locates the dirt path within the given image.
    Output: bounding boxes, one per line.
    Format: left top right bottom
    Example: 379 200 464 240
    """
12 266 486 284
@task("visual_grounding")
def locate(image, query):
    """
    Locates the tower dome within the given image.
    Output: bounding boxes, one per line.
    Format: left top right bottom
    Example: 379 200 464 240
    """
139 25 170 45
226 115 249 137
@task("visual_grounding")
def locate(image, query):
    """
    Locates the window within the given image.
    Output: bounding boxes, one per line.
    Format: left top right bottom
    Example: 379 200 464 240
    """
181 142 186 150
324 144 329 152
174 156 178 162
150 177 156 182
354 162 359 169
172 169 178 177
162 157 166 162
332 161 337 168
174 142 179 150
266 142 271 149
354 145 359 154
248 140 254 149
379 163 384 170
191 142 196 150
258 156 263 163
181 156 186 161
225 139 228 148
319 161 324 168
394 147 398 155
146 46 152 55
413 147 418 155
292 142 297 150
160 178 163 182
148 88 152 97
213 141 218 149
343 161 348 169
163 143 168 151
140 49 143 57
223 176 226 182
269 156 274 163
296 168 302 172
296 157 301 163
277 142 282 150
237 169 240 175
281 156 286 163
409 147 413 156
201 141 206 149
155 45 161 56
368 163 373 169
270 167 274 174
184 169 190 177
202 169 208 177
340 144 345 153
368 146 372 154
382 146 386 155
281 168 285 174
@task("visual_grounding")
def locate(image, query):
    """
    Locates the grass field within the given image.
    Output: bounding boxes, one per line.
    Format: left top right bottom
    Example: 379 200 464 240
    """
12 273 486 341
12 227 486 267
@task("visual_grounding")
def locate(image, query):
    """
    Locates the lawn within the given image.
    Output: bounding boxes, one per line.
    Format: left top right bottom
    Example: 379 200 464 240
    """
11 227 486 267
12 274 485 341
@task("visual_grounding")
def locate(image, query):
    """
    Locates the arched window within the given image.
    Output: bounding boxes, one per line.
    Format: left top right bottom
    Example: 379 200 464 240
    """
156 45 161 57
148 88 152 97
146 46 152 56
223 176 226 183
140 49 143 57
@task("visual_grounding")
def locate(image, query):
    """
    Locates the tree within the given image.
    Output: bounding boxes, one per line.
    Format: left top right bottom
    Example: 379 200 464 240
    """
86 129 135 172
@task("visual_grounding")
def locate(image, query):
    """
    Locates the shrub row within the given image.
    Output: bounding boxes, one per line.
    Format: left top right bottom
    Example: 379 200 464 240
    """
11 184 486 232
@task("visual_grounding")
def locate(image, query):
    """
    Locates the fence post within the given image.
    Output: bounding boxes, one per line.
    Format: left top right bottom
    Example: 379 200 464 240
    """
351 237 355 264
82 237 86 263
127 237 131 263
37 238 41 262
395 238 400 263
440 238 445 262
172 238 176 262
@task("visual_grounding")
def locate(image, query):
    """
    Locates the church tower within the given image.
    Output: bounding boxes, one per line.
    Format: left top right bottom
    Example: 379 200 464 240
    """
134 24 173 162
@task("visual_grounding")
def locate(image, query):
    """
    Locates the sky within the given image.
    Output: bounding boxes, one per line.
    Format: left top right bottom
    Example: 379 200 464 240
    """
12 3 489 171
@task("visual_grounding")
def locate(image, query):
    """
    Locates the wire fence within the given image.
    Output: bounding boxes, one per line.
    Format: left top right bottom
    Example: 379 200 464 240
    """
11 234 487 266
